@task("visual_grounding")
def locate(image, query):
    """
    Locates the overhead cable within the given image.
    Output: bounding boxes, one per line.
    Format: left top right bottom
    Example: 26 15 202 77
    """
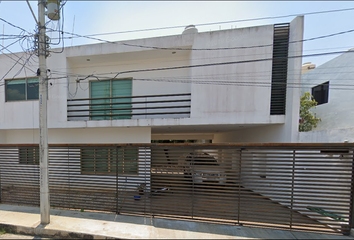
121 28 354 51
49 7 354 39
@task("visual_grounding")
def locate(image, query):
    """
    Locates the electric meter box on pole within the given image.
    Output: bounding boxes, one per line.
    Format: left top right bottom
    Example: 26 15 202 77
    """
47 0 60 20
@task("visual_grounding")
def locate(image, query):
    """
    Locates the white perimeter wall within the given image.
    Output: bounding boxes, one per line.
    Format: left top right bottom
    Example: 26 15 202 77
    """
298 128 354 143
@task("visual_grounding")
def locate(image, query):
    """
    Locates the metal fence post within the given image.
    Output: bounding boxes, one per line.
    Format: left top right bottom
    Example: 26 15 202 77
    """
290 149 296 230
0 173 1 204
237 148 243 225
116 146 119 215
348 148 354 234
191 148 195 219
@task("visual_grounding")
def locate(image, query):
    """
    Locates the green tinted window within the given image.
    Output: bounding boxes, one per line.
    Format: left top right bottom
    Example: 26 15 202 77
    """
27 78 40 100
90 79 132 120
6 78 39 101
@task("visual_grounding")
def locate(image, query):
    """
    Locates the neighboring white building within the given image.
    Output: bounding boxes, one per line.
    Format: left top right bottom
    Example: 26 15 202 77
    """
0 16 304 144
299 48 354 143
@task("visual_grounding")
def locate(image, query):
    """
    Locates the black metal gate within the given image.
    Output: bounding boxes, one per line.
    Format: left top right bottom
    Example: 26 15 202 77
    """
0 143 353 235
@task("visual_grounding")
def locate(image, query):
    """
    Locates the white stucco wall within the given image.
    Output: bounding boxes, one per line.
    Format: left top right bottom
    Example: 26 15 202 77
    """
0 17 304 144
213 16 304 143
280 16 304 142
301 49 354 132
0 51 68 130
190 25 274 123
67 51 192 99
213 124 285 143
298 128 354 143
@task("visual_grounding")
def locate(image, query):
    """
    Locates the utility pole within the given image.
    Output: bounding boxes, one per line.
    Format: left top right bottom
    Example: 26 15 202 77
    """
38 0 50 225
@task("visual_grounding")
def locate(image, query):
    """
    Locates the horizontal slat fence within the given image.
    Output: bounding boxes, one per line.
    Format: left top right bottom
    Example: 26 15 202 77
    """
0 143 353 235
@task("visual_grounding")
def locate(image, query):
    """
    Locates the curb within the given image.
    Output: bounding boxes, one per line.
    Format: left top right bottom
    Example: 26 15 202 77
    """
0 223 118 239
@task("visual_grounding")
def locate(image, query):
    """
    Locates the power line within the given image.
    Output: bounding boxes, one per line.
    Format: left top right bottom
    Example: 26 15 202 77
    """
47 49 354 85
12 51 36 80
4 67 354 95
0 37 24 53
0 54 25 82
48 44 354 75
0 17 30 34
0 38 37 81
129 78 354 90
121 28 354 51
105 50 354 78
48 69 354 84
2 6 354 87
47 22 354 52
20 76 354 92
50 64 354 83
50 7 354 40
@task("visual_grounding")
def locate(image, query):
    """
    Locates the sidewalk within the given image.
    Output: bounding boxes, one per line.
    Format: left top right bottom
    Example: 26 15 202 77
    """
0 204 353 239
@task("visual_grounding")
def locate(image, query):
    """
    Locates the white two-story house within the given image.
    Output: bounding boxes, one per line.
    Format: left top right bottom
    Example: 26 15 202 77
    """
0 16 304 144
3 18 352 233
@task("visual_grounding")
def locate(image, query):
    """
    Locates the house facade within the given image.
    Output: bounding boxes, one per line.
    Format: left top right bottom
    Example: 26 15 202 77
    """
299 48 354 143
0 16 303 144
2 17 354 234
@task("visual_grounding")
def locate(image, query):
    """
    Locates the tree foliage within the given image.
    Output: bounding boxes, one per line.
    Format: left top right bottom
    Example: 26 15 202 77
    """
299 92 321 132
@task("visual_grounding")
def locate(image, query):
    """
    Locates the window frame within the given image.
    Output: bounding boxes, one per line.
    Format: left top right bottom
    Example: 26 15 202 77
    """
19 147 39 165
5 77 39 102
80 147 138 175
311 81 329 105
89 78 133 120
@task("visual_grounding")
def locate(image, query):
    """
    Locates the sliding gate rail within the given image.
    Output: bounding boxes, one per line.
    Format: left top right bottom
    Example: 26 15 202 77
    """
0 143 353 235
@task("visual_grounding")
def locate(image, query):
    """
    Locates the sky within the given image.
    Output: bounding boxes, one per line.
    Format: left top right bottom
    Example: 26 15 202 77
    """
0 1 354 67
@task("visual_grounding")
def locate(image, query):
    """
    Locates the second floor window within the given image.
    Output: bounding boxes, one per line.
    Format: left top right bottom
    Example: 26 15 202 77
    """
90 79 132 120
5 77 39 102
312 81 329 105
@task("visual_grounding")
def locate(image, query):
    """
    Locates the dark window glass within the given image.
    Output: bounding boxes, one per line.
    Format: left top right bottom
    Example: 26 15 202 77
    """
5 78 39 101
312 82 329 105
27 79 39 100
6 80 26 101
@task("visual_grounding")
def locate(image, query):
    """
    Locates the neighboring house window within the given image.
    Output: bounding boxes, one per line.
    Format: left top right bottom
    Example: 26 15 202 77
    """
5 78 39 101
312 81 329 105
90 79 132 120
19 147 39 165
81 148 138 175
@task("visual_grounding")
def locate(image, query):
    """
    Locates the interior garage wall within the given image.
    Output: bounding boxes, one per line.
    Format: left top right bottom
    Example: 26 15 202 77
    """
0 131 6 143
213 125 285 143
